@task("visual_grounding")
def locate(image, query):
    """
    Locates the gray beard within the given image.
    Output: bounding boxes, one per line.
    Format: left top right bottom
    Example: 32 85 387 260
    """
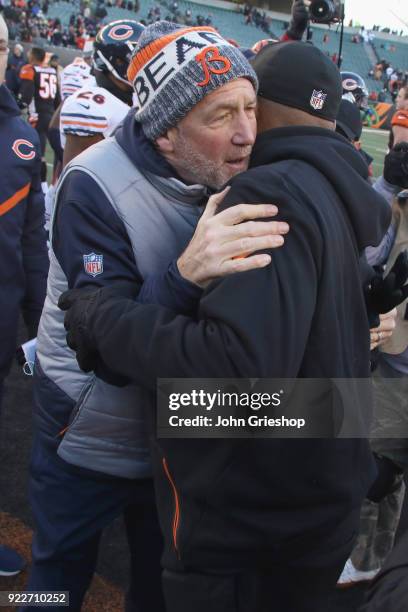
174 134 228 190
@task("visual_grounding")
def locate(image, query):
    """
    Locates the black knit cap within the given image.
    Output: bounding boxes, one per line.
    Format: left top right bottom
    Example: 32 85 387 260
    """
251 41 342 122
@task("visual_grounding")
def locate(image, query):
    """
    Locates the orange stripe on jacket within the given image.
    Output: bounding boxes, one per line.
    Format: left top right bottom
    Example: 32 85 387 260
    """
0 183 31 217
127 26 217 83
162 457 180 557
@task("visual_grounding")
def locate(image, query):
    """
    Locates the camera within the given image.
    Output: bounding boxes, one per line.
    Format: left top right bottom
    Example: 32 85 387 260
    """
309 0 342 24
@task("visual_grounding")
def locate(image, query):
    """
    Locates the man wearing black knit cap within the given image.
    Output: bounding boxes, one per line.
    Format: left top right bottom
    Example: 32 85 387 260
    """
60 42 391 611
336 98 374 175
336 98 364 143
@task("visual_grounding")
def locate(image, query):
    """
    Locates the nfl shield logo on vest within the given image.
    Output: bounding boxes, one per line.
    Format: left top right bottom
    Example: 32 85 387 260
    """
310 90 327 111
83 253 104 277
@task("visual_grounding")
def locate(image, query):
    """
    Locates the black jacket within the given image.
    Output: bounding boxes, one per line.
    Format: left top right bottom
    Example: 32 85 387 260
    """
76 126 391 571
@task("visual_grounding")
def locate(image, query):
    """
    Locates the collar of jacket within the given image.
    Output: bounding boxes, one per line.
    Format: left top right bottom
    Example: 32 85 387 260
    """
115 108 211 207
248 125 391 251
250 125 368 173
0 84 21 121
373 174 401 205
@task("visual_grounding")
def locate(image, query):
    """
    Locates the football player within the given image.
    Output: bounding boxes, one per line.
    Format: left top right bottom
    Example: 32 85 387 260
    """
340 72 374 175
60 20 144 167
341 71 369 109
47 53 95 185
18 46 60 183
60 54 95 102
389 86 408 149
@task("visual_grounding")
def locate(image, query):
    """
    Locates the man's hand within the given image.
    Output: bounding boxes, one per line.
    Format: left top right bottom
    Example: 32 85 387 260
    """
368 251 408 316
177 187 290 288
251 39 274 54
370 309 397 350
28 112 39 128
58 282 140 386
59 286 101 371
383 142 408 187
286 0 310 41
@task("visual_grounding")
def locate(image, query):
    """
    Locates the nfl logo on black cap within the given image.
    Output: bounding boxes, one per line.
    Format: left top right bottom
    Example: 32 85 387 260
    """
310 89 327 111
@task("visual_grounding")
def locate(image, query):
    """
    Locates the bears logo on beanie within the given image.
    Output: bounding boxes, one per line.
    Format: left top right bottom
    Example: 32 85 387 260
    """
127 21 258 140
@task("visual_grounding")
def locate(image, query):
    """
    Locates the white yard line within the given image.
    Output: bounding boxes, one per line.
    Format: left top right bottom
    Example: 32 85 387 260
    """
362 127 389 135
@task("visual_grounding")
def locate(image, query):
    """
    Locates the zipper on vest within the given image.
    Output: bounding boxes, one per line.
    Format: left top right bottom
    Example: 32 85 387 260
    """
162 457 181 559
56 377 96 439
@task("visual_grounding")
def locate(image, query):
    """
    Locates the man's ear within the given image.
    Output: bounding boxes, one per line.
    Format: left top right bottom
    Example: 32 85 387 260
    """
156 127 177 154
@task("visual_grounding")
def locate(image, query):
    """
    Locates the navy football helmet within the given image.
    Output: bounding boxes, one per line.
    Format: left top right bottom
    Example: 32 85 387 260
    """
93 20 145 84
341 71 369 109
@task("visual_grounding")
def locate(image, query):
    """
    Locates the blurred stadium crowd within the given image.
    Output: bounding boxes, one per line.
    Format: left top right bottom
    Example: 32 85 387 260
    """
1 0 407 102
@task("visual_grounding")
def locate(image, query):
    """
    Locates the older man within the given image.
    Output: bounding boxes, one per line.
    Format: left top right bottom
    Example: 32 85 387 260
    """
5 42 24 96
61 39 392 611
27 22 287 611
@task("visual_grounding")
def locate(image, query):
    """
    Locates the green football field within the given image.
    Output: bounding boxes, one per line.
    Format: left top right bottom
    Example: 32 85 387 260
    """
361 128 389 178
46 128 389 179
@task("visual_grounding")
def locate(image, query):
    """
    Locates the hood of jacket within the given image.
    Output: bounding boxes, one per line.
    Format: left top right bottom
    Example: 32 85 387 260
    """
115 108 211 206
250 126 391 251
0 84 20 121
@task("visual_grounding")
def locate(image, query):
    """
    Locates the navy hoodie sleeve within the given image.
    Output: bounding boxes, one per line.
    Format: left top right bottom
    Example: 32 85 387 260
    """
53 170 201 314
21 150 49 336
53 171 144 289
139 260 203 315
71 172 322 388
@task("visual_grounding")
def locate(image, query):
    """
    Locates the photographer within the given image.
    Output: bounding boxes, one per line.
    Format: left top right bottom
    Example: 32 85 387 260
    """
282 0 342 41
282 0 309 40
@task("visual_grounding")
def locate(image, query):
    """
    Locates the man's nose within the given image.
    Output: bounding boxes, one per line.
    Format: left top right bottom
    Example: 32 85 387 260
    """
232 111 256 147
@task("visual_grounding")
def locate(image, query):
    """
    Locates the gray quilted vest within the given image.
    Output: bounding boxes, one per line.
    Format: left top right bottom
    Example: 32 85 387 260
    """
36 137 205 478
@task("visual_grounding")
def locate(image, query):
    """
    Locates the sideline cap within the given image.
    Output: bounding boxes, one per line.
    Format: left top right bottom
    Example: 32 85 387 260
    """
252 41 342 122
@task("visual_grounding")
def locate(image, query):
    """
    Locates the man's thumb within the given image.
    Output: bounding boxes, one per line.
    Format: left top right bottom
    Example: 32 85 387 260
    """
202 186 231 218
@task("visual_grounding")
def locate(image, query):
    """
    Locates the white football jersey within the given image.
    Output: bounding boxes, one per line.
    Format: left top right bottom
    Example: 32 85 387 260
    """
60 58 95 100
60 85 130 148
